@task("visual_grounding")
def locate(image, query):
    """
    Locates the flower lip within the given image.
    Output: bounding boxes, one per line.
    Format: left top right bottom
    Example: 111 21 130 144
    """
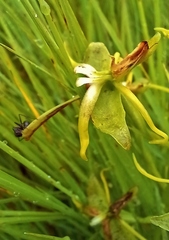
74 64 97 77
74 64 99 87
74 63 111 87
76 77 93 87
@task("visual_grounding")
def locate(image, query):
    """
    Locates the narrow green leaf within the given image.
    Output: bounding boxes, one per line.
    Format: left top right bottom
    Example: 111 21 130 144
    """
19 232 70 240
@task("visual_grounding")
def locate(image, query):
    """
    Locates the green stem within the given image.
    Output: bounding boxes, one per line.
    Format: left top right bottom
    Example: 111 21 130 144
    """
148 83 169 93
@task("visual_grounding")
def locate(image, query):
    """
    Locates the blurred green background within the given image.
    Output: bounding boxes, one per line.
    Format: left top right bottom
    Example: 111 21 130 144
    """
0 0 169 239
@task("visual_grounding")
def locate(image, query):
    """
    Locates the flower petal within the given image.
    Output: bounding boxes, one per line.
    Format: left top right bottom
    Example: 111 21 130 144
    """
133 154 169 183
74 64 96 77
114 82 168 144
154 28 169 38
91 83 131 150
76 77 93 87
78 83 104 160
146 32 161 58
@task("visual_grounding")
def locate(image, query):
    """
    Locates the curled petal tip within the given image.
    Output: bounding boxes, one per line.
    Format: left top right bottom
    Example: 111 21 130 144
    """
80 151 88 161
154 28 169 37
133 153 169 183
148 32 161 48
149 137 168 145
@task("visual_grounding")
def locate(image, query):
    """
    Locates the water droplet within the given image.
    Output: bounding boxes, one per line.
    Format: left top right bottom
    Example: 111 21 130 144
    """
74 195 79 200
35 14 38 18
2 140 8 144
34 39 44 48
13 192 20 197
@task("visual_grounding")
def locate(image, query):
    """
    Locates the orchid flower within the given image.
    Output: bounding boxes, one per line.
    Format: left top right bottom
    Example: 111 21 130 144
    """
74 33 168 160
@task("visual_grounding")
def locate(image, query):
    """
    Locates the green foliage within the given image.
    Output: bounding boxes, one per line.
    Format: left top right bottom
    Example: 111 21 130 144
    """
151 213 169 231
0 0 169 239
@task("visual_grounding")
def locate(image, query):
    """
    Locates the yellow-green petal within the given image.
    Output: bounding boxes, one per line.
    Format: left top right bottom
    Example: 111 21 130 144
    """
92 82 131 150
78 83 104 160
133 154 169 183
154 27 169 38
146 32 161 57
115 82 168 144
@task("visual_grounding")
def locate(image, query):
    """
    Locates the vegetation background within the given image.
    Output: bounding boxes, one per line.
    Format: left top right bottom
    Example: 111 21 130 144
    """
0 0 169 239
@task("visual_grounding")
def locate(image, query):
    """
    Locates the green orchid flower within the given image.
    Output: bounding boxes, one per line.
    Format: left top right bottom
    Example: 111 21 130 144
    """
74 33 168 160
